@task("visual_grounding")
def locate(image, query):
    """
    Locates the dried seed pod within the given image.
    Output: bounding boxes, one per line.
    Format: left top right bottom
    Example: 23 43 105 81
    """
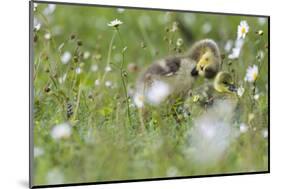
66 102 73 118
42 53 49 61
73 56 79 63
88 93 93 100
44 68 50 73
77 40 83 46
44 86 51 93
127 63 139 73
70 33 76 40
122 71 128 78
33 34 38 43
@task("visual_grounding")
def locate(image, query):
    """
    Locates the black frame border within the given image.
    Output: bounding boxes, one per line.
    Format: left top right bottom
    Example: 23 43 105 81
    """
29 0 270 188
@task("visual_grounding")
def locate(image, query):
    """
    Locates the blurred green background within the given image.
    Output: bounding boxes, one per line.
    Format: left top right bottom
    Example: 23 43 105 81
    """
32 2 268 186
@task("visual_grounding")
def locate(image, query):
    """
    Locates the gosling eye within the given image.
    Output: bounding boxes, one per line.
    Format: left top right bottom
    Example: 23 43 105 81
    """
223 81 228 85
205 57 209 61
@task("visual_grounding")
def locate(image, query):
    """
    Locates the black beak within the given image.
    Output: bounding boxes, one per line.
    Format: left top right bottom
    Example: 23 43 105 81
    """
228 84 237 92
191 67 198 76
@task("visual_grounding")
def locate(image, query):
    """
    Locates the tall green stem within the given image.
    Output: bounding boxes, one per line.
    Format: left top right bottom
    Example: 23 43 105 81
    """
116 29 132 127
101 32 116 83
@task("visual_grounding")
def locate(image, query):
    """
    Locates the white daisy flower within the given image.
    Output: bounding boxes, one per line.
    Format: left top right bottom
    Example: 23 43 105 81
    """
91 64 99 72
61 51 71 64
237 86 245 97
245 65 258 82
235 38 244 49
133 93 144 108
44 32 51 40
239 123 248 133
75 67 82 74
34 17 41 29
33 3 38 12
107 19 123 28
34 23 41 31
105 65 112 72
254 94 260 100
186 100 237 164
237 20 249 39
146 80 170 105
228 39 244 59
105 81 112 88
228 47 241 59
95 79 100 86
51 122 72 140
83 51 91 59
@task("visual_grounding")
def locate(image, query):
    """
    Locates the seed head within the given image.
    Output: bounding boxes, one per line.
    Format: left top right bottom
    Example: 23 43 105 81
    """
77 40 83 46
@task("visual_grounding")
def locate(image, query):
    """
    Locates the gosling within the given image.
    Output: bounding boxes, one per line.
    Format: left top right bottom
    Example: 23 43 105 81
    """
187 71 238 112
135 39 221 105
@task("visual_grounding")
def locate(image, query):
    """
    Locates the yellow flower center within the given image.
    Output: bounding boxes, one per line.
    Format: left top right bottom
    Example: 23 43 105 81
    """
241 27 246 34
253 72 258 81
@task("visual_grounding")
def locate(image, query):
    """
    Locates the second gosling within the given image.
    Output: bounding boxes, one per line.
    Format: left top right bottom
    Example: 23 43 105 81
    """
135 39 221 105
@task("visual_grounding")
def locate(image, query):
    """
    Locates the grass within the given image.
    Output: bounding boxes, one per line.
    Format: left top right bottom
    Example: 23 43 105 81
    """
32 3 269 186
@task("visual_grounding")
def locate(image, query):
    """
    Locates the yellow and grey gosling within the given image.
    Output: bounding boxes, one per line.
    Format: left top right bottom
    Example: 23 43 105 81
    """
189 39 221 79
187 71 238 112
135 39 221 105
213 71 237 94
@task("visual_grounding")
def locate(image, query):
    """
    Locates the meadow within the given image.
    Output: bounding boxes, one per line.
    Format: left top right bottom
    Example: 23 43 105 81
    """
32 3 269 186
